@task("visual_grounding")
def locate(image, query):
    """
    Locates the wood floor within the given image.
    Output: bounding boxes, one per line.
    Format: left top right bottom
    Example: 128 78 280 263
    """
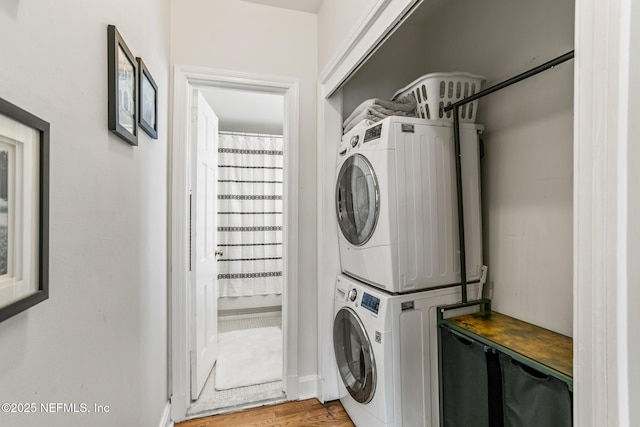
176 398 355 427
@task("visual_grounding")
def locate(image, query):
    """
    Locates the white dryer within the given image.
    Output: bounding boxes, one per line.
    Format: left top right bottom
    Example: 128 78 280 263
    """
336 116 483 293
333 273 480 427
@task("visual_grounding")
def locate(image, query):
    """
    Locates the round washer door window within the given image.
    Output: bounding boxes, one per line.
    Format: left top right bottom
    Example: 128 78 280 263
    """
336 154 380 246
333 307 376 403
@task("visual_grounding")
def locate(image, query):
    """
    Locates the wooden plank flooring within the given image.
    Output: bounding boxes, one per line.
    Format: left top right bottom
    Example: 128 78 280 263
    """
176 398 355 427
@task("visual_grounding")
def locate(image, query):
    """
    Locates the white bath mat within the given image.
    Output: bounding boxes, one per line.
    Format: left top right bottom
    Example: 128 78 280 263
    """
215 326 282 391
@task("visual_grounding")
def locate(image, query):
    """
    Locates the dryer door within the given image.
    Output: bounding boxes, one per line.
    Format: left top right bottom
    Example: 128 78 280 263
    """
333 307 376 403
336 154 380 246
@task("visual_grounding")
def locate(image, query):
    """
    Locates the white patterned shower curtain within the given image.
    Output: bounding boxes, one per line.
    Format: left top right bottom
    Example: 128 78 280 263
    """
216 132 283 297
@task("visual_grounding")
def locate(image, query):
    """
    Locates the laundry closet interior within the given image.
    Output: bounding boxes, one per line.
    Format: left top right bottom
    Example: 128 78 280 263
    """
330 0 574 340
324 0 574 424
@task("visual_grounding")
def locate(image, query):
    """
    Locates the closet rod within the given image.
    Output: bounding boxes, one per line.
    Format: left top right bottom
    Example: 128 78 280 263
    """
444 50 574 113
218 130 283 139
449 50 574 304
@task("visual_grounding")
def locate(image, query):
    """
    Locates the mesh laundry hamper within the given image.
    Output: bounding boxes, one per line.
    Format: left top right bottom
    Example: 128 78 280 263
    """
499 353 573 427
440 326 497 427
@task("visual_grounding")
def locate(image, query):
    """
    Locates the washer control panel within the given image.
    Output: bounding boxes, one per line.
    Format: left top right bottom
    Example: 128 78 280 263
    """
361 292 381 314
337 121 385 158
363 123 382 143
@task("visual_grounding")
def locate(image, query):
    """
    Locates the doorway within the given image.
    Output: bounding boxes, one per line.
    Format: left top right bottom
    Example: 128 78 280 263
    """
170 66 300 422
188 86 286 415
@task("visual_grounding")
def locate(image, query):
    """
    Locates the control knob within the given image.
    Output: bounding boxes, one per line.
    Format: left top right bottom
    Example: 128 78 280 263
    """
347 288 358 302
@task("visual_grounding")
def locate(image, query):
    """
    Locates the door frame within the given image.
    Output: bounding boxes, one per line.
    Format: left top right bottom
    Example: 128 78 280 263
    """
170 65 300 421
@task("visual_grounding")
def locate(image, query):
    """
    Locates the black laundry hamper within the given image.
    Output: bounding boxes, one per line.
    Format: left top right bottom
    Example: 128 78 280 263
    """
499 352 573 427
440 325 502 427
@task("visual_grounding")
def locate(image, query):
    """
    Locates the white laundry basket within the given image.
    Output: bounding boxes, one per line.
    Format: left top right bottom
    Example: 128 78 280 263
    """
393 72 486 123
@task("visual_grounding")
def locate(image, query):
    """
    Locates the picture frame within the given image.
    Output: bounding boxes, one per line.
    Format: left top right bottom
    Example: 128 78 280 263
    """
107 24 138 146
0 97 50 323
137 57 158 139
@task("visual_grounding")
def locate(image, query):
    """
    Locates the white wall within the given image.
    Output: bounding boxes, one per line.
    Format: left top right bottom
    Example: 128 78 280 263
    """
0 0 170 426
170 0 318 379
317 0 377 73
420 0 574 336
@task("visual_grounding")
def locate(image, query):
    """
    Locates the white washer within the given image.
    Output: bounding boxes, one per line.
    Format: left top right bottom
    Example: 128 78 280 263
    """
333 273 479 427
336 116 483 293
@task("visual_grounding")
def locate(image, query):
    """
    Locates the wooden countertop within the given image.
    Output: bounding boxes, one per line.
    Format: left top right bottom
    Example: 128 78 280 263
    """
442 310 573 386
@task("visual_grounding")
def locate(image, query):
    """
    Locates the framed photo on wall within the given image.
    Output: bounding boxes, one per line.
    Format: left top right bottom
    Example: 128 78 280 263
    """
107 24 138 146
0 97 50 323
137 57 158 139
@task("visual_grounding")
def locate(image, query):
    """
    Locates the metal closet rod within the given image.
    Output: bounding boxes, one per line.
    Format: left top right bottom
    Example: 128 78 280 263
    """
449 50 574 304
445 50 575 113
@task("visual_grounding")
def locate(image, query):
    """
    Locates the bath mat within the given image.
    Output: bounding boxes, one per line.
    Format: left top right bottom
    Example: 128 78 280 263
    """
215 326 282 390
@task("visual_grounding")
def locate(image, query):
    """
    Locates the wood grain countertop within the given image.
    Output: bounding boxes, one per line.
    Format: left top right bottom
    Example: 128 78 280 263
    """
442 310 573 386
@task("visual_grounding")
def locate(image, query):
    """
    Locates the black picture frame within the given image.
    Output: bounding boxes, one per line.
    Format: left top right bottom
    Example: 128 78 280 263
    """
137 57 158 139
0 97 50 323
107 25 138 146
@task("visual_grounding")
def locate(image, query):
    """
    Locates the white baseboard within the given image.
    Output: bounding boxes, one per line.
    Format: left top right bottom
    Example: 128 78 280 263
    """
316 376 340 403
297 375 320 400
159 401 173 427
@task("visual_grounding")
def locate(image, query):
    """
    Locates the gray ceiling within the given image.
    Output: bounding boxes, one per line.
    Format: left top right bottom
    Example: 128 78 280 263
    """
240 0 323 13
198 86 284 135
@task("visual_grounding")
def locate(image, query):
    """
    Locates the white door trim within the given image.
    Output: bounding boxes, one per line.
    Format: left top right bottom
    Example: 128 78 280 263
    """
170 65 300 422
317 0 422 98
315 91 343 403
573 0 636 425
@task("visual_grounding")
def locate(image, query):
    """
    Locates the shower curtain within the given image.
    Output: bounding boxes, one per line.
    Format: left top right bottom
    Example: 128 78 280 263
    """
216 132 283 297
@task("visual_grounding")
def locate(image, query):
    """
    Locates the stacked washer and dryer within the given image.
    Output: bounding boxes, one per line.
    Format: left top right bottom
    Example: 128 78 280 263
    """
332 112 487 427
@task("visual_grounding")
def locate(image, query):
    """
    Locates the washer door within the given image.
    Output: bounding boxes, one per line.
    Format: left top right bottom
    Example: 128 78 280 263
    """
333 307 376 403
336 154 380 246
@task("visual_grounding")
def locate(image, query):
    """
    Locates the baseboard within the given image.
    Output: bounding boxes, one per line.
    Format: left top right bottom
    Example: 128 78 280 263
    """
218 307 282 317
159 401 173 427
297 375 320 400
